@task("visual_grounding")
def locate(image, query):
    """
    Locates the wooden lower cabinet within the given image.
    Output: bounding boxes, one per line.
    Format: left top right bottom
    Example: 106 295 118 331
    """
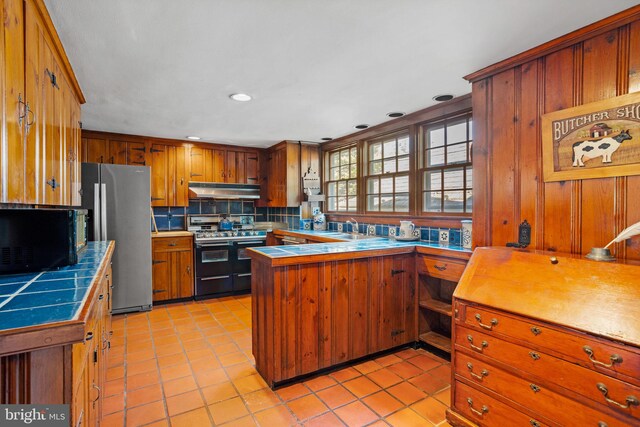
251 250 416 386
447 247 640 427
152 235 194 302
416 253 469 353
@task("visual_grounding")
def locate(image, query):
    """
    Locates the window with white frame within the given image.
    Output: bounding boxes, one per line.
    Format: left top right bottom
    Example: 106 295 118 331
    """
326 145 358 212
420 113 472 213
365 133 410 212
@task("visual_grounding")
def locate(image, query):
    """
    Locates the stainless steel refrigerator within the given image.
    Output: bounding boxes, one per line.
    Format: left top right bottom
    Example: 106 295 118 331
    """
81 163 152 313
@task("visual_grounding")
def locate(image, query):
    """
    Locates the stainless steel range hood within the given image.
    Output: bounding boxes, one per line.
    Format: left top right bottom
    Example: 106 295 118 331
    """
188 182 261 199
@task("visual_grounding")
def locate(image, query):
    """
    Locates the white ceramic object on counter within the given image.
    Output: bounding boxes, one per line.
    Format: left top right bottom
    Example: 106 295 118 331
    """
461 220 472 249
399 221 415 238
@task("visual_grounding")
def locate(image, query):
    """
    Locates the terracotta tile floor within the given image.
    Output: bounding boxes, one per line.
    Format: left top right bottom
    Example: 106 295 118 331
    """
104 295 453 426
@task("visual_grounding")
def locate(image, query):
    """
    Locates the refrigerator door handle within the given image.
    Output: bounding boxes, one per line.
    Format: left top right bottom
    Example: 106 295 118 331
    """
101 183 108 240
94 183 101 240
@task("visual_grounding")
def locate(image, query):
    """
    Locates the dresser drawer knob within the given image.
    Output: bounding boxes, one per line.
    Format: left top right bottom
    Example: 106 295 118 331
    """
530 326 542 335
466 362 489 381
596 383 639 409
530 384 541 393
583 346 623 368
598 423 608 427
466 398 489 417
467 335 489 352
475 313 498 330
530 420 542 427
529 351 540 360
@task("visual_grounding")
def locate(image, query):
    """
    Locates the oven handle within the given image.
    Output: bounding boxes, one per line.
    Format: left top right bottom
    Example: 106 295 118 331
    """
197 243 231 248
237 273 252 277
200 275 231 281
235 241 266 245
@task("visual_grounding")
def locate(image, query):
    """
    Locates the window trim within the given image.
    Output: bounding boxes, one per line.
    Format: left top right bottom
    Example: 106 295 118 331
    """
418 112 473 215
324 144 359 213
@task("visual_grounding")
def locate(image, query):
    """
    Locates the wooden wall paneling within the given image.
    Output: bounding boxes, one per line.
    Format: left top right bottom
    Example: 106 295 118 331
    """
318 262 332 370
518 60 543 248
367 257 382 352
332 260 349 365
579 30 620 254
299 263 319 375
282 265 298 379
489 69 517 246
541 47 575 253
350 259 369 359
626 21 640 259
2 0 25 203
471 80 491 248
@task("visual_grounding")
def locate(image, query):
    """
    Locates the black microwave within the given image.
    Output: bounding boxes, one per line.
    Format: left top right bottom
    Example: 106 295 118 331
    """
0 208 87 274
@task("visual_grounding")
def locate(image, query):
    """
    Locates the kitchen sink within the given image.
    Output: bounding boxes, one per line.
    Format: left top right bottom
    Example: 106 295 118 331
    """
338 233 380 240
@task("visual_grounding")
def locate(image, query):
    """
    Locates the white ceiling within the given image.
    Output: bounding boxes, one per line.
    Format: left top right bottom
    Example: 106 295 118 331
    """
45 0 638 148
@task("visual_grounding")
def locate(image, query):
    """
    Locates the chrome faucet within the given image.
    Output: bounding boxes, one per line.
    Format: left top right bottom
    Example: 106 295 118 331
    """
349 218 359 235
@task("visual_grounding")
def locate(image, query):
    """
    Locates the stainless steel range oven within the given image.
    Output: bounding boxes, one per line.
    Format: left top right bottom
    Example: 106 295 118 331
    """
189 215 266 299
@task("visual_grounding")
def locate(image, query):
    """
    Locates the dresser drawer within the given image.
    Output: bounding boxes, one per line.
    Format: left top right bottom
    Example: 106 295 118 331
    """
459 303 640 384
455 325 640 421
153 236 192 251
455 352 633 427
453 380 550 426
417 255 467 281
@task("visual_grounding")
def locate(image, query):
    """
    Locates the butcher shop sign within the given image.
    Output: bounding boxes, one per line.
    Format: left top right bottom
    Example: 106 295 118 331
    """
542 91 640 182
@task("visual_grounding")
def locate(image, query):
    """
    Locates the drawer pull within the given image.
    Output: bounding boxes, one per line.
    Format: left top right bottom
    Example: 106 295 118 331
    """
168 242 177 246
596 383 639 409
466 398 489 417
529 351 540 360
475 313 498 330
467 335 488 352
530 326 542 335
598 423 608 427
583 346 623 368
434 264 447 271
530 420 541 427
530 384 541 393
85 332 94 341
466 362 489 381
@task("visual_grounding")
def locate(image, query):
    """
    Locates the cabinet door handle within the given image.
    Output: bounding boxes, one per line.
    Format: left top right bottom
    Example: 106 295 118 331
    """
92 384 100 403
475 313 498 330
434 264 447 271
186 265 191 274
583 346 623 368
110 156 115 164
168 242 177 246
596 383 639 409
180 178 184 185
99 294 104 300
466 362 489 381
529 351 541 360
466 398 488 417
85 332 94 341
467 335 488 353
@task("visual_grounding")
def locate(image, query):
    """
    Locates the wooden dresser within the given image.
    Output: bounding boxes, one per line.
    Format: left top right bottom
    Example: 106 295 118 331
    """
447 247 640 427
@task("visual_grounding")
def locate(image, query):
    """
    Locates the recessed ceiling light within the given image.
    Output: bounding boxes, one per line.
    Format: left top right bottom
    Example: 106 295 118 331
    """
387 112 405 118
229 93 252 102
186 136 201 140
433 94 454 102
354 124 369 129
321 137 333 141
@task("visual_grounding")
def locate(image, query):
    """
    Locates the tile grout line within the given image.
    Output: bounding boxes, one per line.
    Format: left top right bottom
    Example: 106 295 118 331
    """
0 272 43 310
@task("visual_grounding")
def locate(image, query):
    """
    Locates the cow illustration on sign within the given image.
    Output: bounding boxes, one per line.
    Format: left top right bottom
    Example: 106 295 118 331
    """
571 127 632 167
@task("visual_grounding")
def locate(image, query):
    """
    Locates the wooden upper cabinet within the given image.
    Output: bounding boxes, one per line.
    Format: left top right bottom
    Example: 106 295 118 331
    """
150 144 169 206
20 0 84 206
189 146 206 181
83 138 108 163
127 141 147 166
208 149 225 182
175 146 188 206
1 0 26 204
246 152 259 184
226 150 259 184
263 141 319 207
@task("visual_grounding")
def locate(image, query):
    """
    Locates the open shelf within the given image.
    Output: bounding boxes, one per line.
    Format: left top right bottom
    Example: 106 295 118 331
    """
419 331 451 353
419 299 452 316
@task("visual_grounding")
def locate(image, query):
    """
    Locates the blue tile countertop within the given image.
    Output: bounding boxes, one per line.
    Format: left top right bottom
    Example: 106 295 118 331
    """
0 241 113 333
250 230 471 264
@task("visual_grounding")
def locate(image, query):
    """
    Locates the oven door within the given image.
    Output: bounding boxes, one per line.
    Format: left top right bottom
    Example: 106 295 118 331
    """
195 241 233 297
233 239 266 292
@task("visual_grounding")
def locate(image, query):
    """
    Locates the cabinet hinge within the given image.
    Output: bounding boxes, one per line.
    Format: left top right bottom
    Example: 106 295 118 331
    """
151 197 164 201
190 173 203 177
79 121 83 129
150 147 163 153
152 260 167 265
131 147 146 152
391 269 405 276
391 329 405 337
130 161 146 166
153 289 166 294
